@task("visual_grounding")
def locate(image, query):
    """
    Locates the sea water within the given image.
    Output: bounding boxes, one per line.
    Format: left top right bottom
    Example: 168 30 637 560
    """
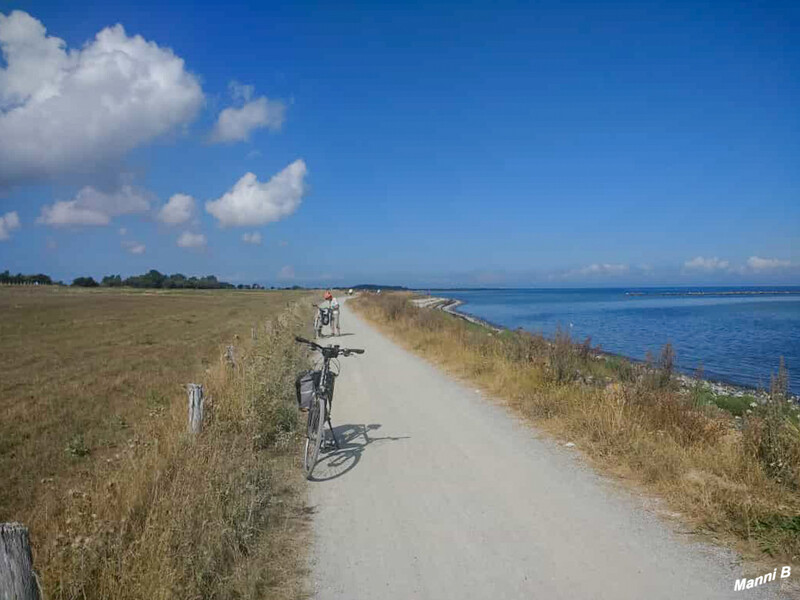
434 288 800 395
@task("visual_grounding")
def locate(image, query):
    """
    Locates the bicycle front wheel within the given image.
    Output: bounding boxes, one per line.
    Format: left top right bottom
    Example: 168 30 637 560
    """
303 394 326 479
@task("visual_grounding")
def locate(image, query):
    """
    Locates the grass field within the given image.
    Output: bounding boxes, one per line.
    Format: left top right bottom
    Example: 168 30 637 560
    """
352 293 800 567
0 286 315 598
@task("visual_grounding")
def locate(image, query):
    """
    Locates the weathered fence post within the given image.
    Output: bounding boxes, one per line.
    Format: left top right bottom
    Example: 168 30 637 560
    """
251 326 257 341
0 522 40 600
187 384 204 434
225 345 236 368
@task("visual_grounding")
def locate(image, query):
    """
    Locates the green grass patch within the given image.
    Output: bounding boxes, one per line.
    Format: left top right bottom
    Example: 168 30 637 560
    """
604 356 637 382
713 394 755 416
690 386 756 417
753 515 800 557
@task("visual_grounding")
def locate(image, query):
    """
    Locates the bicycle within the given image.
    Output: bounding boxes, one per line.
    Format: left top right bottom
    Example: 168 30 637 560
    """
312 303 332 338
294 336 365 478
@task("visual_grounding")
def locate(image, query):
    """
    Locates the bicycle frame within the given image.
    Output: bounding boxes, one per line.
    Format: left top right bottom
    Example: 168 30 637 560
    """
316 353 339 448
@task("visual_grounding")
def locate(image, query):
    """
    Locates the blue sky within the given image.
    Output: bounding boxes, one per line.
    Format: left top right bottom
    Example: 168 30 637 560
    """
0 0 798 287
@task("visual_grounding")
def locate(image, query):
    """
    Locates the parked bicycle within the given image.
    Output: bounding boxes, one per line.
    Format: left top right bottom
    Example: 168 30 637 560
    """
312 303 331 338
294 336 365 478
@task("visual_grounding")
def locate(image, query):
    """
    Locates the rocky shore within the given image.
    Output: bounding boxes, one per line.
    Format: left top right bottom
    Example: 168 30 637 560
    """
411 296 503 331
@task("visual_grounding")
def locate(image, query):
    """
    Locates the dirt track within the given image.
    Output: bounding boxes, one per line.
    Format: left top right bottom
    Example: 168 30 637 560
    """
308 300 790 599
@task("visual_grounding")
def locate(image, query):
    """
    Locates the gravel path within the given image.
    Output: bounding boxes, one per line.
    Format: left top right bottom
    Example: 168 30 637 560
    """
308 300 793 599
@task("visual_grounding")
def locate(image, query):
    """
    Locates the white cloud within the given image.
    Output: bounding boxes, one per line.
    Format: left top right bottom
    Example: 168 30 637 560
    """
684 256 730 271
569 263 629 277
0 210 20 240
229 80 254 102
37 184 151 226
746 256 791 271
0 11 203 187
38 202 108 226
583 263 628 275
277 265 295 279
210 81 285 143
119 227 127 236
176 231 206 248
121 239 145 254
157 193 194 225
205 159 307 227
242 231 262 245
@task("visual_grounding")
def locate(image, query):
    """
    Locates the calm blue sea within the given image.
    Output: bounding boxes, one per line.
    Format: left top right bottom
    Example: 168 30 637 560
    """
432 288 800 395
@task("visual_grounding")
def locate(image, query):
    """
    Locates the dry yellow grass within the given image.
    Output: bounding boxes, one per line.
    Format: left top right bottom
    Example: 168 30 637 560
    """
352 293 800 567
1 286 314 599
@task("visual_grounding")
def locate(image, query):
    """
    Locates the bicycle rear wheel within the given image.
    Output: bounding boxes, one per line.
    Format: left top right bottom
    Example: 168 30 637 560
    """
303 393 326 478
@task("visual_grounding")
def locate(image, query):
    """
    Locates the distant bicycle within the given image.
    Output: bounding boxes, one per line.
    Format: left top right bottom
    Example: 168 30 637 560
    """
312 303 331 338
294 336 365 478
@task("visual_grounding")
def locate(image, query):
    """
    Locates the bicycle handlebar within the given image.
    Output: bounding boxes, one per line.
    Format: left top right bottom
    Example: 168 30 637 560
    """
295 336 319 348
295 336 365 356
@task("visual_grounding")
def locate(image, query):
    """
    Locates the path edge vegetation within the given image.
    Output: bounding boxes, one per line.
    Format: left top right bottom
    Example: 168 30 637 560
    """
32 298 314 599
351 293 800 568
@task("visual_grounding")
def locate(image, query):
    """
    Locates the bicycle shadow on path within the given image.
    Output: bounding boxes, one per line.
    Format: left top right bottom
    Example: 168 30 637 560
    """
309 423 410 483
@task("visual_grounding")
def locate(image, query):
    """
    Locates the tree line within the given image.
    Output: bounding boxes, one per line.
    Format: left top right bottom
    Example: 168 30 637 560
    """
2 269 307 290
98 270 236 289
1 270 56 285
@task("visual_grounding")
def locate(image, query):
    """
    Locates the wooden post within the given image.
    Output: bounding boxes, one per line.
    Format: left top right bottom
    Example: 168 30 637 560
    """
225 345 236 368
0 522 40 600
187 384 204 434
251 326 257 341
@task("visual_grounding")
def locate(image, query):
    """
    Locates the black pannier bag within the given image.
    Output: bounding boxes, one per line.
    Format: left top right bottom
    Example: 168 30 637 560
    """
295 370 319 410
321 310 330 326
325 371 336 401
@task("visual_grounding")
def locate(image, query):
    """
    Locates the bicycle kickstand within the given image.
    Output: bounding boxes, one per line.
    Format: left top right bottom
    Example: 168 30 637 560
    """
327 418 340 449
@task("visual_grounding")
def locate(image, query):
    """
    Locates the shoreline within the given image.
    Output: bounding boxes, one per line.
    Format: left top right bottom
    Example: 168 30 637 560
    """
412 297 506 332
625 290 800 297
412 295 798 402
